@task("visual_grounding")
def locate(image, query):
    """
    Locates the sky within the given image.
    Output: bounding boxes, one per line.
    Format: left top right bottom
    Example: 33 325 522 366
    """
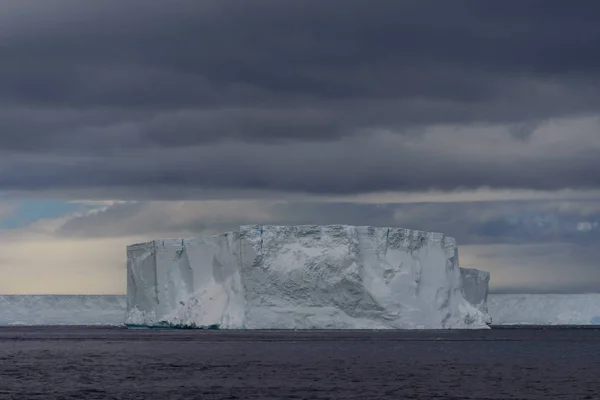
1 1 600 294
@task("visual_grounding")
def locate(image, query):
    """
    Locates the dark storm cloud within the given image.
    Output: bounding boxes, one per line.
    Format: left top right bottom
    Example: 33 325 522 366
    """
1 0 600 194
2 127 600 195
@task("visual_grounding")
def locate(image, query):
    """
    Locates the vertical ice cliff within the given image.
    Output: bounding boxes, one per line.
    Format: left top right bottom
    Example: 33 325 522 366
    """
460 267 492 326
126 225 491 329
460 268 490 314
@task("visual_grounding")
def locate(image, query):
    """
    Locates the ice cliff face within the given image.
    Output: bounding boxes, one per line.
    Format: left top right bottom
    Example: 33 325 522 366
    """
126 225 491 329
460 268 490 314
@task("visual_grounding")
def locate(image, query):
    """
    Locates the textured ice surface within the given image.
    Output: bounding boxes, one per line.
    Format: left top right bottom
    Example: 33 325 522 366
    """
0 295 126 326
126 225 490 329
489 294 600 325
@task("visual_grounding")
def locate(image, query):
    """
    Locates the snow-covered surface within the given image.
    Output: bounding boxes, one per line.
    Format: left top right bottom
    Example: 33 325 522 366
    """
0 295 126 326
126 225 490 329
488 294 600 325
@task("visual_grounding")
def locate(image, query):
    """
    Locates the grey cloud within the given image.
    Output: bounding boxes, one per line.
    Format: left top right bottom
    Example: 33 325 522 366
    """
393 200 600 245
1 1 600 195
463 243 600 294
56 201 398 239
3 1 600 110
57 198 600 246
2 125 600 195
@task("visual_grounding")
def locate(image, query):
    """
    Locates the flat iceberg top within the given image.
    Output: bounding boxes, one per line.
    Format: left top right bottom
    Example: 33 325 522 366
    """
126 224 488 329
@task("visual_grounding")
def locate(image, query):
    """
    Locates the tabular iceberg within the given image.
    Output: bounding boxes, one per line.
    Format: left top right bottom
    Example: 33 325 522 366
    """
125 225 491 329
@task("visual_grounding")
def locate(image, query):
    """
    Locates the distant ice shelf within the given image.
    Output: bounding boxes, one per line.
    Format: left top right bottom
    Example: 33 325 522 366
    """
125 225 491 329
0 295 126 326
488 294 600 325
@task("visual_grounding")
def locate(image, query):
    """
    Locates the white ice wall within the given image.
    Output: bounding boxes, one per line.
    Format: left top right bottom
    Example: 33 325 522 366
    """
126 233 245 328
126 225 491 329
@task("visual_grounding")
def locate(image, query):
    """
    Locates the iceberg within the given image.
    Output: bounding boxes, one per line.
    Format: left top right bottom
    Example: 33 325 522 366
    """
488 294 600 325
0 295 126 326
125 225 491 329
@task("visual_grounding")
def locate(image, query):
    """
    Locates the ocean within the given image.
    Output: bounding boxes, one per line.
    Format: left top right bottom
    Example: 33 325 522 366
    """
1 326 599 399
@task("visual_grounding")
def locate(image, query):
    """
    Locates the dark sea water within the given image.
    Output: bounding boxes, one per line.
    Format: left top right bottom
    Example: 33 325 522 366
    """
1 327 600 399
